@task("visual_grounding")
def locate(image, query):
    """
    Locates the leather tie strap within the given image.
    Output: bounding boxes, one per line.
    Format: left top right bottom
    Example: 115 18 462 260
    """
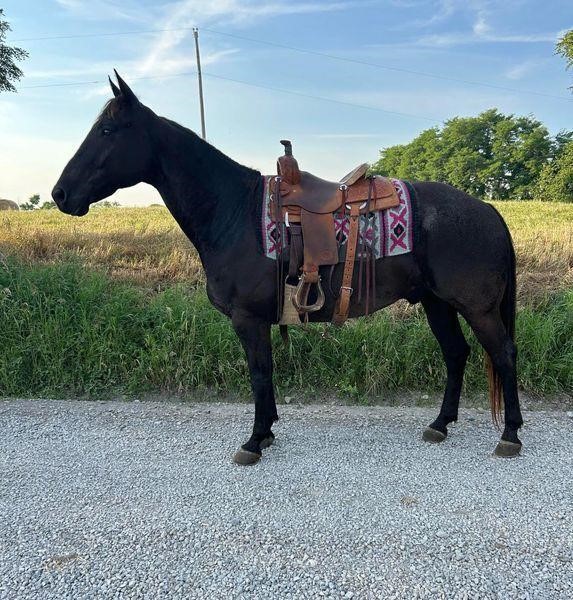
332 187 360 326
288 223 303 281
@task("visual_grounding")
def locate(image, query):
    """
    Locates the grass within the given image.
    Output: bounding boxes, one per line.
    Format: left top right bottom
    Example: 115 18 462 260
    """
0 258 571 399
0 207 204 289
1 202 571 303
0 202 571 400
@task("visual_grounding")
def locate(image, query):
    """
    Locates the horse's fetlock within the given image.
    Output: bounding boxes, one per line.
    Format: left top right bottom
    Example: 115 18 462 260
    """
430 420 449 435
242 438 262 454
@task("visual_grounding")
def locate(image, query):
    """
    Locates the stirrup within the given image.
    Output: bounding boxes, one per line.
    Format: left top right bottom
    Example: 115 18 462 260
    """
292 272 325 313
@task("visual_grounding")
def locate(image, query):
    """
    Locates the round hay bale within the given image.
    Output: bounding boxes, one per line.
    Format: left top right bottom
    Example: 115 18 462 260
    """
0 199 19 211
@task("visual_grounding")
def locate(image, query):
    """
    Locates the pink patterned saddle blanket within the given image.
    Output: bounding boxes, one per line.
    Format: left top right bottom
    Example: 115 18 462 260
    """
261 177 414 261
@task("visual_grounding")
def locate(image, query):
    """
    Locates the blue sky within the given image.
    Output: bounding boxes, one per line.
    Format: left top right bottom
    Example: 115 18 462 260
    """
1 0 571 205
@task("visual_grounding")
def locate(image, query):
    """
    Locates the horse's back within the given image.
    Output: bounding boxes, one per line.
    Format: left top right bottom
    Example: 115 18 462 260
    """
412 181 512 312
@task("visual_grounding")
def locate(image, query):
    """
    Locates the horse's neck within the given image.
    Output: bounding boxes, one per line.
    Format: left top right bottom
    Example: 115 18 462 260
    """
149 118 260 261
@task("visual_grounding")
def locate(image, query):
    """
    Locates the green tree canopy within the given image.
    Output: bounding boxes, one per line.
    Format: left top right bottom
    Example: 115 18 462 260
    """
0 9 28 93
19 194 40 211
371 109 563 200
536 140 573 202
556 30 573 70
557 29 573 92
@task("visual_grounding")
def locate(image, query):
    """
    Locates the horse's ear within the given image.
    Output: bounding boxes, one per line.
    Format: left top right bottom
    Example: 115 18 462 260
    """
113 69 138 104
108 75 121 98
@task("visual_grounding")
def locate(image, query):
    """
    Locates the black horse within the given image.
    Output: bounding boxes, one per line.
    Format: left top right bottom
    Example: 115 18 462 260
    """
53 73 523 464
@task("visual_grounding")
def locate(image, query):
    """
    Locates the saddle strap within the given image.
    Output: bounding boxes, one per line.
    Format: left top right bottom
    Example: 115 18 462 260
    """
332 196 360 326
288 223 303 281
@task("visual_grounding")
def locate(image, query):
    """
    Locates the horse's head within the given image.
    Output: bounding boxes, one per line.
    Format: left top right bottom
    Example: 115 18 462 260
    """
52 72 154 216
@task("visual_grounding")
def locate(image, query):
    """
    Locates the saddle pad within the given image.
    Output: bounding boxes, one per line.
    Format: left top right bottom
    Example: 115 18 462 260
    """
261 176 414 260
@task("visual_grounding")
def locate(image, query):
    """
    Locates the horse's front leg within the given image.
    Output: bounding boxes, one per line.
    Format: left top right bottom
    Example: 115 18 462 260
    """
231 311 278 465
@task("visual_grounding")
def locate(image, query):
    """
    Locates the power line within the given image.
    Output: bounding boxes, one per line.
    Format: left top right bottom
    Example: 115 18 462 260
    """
202 72 442 122
10 26 197 42
19 70 444 123
21 80 101 88
10 26 572 102
201 27 572 102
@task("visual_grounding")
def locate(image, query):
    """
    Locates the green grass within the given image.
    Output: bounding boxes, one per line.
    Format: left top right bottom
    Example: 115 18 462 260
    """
0 259 571 399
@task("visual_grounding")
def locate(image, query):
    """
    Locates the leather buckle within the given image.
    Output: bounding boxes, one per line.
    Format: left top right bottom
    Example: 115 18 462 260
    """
340 286 353 295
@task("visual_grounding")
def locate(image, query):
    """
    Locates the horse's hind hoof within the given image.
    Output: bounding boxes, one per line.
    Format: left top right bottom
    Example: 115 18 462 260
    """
260 434 275 449
422 427 447 443
494 440 522 458
232 448 261 465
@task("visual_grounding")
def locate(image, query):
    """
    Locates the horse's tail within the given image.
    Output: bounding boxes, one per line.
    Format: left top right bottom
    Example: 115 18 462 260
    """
485 206 516 427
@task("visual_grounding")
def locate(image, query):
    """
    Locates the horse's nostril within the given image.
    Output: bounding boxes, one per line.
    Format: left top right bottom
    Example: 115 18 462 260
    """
52 187 67 204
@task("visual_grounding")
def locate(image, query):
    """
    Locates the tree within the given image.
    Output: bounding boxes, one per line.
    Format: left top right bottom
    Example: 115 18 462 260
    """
371 109 556 199
19 194 40 211
94 200 120 208
19 195 58 210
556 30 573 91
0 9 28 93
556 30 573 70
537 141 573 202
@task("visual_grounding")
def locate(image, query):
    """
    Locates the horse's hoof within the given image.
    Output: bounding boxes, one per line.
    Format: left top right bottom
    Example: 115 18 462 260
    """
260 434 275 449
494 440 522 458
422 427 447 443
232 448 261 465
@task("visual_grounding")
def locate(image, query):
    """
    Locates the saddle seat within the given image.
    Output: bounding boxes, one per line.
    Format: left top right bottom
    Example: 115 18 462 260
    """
272 170 398 219
270 140 400 326
270 140 397 218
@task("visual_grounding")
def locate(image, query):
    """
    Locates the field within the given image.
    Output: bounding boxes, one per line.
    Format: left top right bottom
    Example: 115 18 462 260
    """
0 203 571 400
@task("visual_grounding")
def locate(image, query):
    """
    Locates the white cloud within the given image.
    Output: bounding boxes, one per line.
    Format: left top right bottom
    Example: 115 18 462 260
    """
417 29 562 47
473 12 490 36
160 0 361 25
392 0 566 47
412 0 458 28
505 59 544 80
135 0 358 79
48 1 365 88
55 0 149 22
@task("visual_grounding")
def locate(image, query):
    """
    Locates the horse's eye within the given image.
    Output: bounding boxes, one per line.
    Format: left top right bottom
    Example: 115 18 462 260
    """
102 128 112 136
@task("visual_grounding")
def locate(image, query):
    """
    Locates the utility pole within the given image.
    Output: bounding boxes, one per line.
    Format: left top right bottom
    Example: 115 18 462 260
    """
193 27 207 140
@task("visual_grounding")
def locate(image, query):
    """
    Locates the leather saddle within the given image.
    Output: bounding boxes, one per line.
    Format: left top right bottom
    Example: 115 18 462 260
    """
270 140 400 325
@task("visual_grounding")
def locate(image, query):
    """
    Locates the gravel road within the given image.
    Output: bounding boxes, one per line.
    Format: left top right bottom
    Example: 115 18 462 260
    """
1 399 572 599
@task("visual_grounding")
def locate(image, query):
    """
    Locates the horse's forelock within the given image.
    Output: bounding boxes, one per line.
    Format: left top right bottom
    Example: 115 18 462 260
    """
96 98 122 123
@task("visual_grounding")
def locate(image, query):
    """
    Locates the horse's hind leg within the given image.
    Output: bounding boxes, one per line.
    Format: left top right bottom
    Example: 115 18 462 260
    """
464 310 523 457
421 293 470 443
